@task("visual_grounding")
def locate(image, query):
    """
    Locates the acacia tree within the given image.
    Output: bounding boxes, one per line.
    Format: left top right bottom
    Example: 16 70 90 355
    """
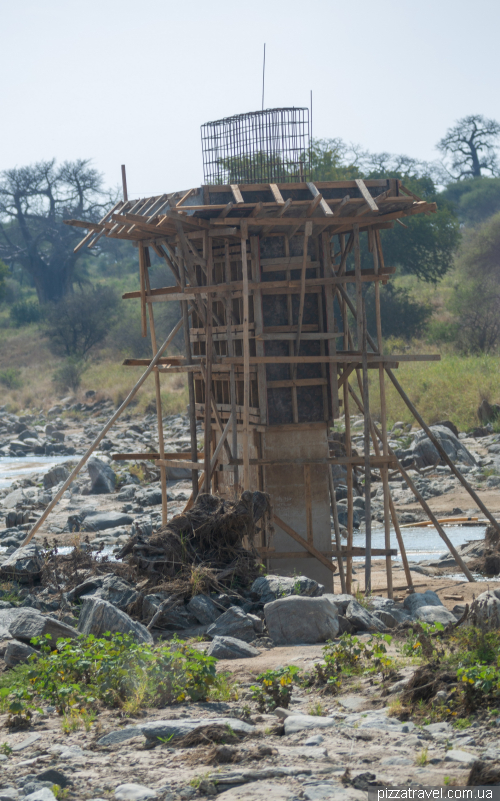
438 115 500 180
0 159 113 304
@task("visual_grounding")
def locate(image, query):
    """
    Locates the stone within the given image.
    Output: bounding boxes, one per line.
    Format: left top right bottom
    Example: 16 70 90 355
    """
8 608 77 647
250 575 324 605
411 425 476 468
444 750 477 764
83 574 139 610
345 600 386 632
83 511 134 531
23 791 56 801
380 756 413 766
372 609 398 628
206 636 261 659
403 590 443 615
470 589 500 628
337 615 355 634
151 603 198 631
303 735 324 745
284 715 335 735
216 782 295 801
77 598 153 644
416 605 457 625
323 594 355 614
12 733 41 751
35 770 70 789
264 596 339 645
43 465 69 490
0 790 19 801
87 457 116 494
187 594 222 625
99 717 255 745
0 546 43 582
4 639 37 667
114 785 157 801
207 606 258 642
423 722 452 733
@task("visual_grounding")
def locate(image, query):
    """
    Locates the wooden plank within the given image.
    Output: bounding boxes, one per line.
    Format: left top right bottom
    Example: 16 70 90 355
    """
138 243 148 337
219 354 440 365
112 453 160 461
307 182 334 216
230 185 245 204
273 514 336 573
156 459 202 471
295 221 313 358
304 464 313 544
355 179 379 212
269 184 285 204
224 240 239 496
241 220 250 490
258 547 397 558
176 187 196 207
251 235 268 426
227 455 398 467
219 201 234 218
267 378 328 389
256 332 341 341
204 234 213 493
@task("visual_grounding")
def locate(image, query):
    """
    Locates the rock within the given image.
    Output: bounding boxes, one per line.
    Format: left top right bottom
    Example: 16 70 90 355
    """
187 594 222 625
87 457 116 494
411 425 476 468
470 589 500 628
381 756 413 766
12 732 41 751
284 715 335 735
77 597 153 644
24 791 56 801
444 749 477 764
372 610 398 628
4 639 37 667
403 590 443 615
264 596 339 645
35 770 70 789
215 782 295 801
9 609 77 647
0 546 43 582
250 575 324 605
43 465 69 490
0 789 19 801
206 636 261 659
207 606 258 642
114 785 157 801
345 600 386 632
83 575 139 610
124 717 254 744
303 735 324 746
83 511 134 531
337 615 355 634
423 721 452 734
416 605 457 625
323 594 354 614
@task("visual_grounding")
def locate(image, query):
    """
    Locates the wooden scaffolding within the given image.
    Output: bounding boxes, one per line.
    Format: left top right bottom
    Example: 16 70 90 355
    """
63 175 500 596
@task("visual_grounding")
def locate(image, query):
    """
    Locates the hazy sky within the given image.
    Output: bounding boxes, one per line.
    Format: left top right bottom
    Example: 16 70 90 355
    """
3 0 500 197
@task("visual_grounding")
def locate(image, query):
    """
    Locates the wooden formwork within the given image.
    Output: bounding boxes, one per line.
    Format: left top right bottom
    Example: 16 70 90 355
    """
58 177 500 594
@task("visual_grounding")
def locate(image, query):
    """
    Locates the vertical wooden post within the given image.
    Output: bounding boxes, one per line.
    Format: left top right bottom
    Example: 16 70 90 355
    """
138 243 148 338
329 468 345 593
322 233 339 420
121 165 128 202
361 300 372 595
304 463 313 544
342 285 354 593
241 221 251 490
178 245 199 500
353 224 363 349
204 235 213 494
224 241 239 497
143 247 168 526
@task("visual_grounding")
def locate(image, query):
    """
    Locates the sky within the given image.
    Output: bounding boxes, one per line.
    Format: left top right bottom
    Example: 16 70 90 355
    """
2 0 500 198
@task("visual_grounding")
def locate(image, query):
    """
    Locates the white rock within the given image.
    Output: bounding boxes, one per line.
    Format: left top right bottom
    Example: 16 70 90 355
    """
444 749 477 764
284 715 335 734
264 596 339 645
114 785 157 801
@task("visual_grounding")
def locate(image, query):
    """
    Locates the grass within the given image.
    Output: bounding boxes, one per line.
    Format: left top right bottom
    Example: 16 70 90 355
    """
308 700 327 716
415 747 429 766
207 672 239 702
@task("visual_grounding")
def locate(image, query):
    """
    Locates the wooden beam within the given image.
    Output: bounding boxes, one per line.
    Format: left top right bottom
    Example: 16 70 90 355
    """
269 184 285 204
307 182 334 216
230 185 244 204
241 220 251 490
273 514 336 573
355 179 379 212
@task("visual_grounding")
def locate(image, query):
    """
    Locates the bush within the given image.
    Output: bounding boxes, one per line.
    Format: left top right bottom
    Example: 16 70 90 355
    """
0 369 22 390
9 300 43 327
45 285 119 358
364 283 432 341
52 357 87 393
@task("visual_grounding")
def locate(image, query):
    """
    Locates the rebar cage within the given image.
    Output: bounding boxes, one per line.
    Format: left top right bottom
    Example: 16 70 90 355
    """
201 107 311 185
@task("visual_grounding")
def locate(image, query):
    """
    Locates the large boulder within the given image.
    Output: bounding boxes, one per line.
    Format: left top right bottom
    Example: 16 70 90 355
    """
250 575 324 605
4 639 37 667
187 595 222 625
82 511 133 531
345 600 387 632
207 606 258 642
0 546 43 582
8 608 77 647
77 597 153 644
206 636 261 659
87 457 116 494
264 596 339 645
411 425 476 468
470 589 500 628
403 590 443 616
323 593 355 614
43 465 70 490
416 606 457 626
81 574 139 610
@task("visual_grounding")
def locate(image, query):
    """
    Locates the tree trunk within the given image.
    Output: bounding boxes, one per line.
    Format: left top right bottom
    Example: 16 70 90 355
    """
30 259 74 305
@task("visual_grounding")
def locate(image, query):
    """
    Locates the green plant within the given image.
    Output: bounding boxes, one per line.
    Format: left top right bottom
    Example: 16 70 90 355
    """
250 666 301 712
453 717 472 730
416 747 429 766
309 701 327 716
52 357 87 394
208 672 239 703
0 742 12 756
0 368 22 390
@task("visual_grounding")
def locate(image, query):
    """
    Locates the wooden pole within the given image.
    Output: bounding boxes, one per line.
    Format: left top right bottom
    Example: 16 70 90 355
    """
385 368 500 536
204 236 213 494
138 243 148 338
224 241 239 497
121 165 128 202
241 221 251 490
143 247 168 526
178 247 199 500
353 224 363 348
361 300 372 595
329 468 346 593
341 267 354 593
21 319 185 547
295 221 313 356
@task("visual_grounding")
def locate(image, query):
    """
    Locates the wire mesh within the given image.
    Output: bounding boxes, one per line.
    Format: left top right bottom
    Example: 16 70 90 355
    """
201 108 310 185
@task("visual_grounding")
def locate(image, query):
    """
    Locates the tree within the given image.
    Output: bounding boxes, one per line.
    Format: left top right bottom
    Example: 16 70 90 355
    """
0 259 8 302
0 160 113 304
437 115 500 180
441 177 500 226
45 285 119 358
364 282 432 341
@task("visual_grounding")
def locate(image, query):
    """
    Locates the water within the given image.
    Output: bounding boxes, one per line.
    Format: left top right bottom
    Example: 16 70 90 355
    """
0 455 76 490
352 523 484 563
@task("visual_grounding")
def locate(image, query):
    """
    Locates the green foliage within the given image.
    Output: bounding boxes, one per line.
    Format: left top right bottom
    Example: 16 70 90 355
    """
309 633 395 694
0 259 9 302
250 665 301 712
364 283 432 340
2 632 217 719
9 299 43 327
443 177 500 226
457 663 500 700
45 285 119 357
0 368 22 390
52 357 87 394
207 671 239 702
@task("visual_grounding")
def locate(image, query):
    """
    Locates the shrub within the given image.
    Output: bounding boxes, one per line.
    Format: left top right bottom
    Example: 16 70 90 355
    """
364 283 432 341
0 369 22 390
250 665 301 711
9 300 43 327
45 285 119 358
52 358 87 393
